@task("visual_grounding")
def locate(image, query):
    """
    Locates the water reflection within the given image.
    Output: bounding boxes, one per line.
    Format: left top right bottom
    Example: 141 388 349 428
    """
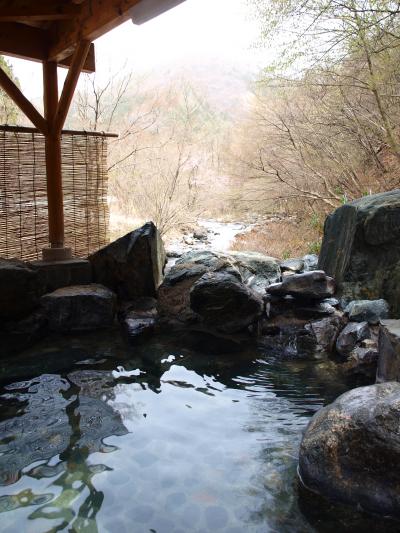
0 330 396 532
0 369 127 532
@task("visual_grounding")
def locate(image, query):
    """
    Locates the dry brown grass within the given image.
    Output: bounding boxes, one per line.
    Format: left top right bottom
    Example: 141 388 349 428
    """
231 218 322 259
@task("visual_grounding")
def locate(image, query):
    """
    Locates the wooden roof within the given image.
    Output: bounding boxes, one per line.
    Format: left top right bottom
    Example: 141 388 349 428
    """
0 0 185 73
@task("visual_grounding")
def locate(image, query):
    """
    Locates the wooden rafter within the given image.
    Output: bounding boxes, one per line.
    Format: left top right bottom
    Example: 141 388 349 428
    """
49 0 142 62
0 0 80 22
0 22 95 73
0 67 47 134
54 40 91 133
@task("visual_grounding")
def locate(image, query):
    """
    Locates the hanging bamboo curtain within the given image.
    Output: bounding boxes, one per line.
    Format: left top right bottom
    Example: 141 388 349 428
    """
0 125 114 261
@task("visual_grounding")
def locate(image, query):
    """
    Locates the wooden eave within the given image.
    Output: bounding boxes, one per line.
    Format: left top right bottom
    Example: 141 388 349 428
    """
0 0 142 73
0 0 186 73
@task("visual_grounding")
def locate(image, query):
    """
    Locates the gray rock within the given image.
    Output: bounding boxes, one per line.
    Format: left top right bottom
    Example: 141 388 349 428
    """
175 250 281 292
166 248 183 259
343 339 379 376
318 190 400 315
282 270 296 278
193 229 208 241
190 271 264 333
267 271 335 300
158 263 209 324
228 251 281 290
42 284 116 332
281 258 304 273
89 221 166 301
299 382 400 519
344 299 389 324
335 321 370 356
158 250 279 326
32 258 92 293
322 297 340 307
377 319 400 382
303 254 319 271
183 236 194 246
0 258 42 320
305 316 344 354
267 294 337 321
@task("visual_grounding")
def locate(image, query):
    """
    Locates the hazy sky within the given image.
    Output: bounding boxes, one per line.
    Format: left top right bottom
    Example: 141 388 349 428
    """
8 0 264 100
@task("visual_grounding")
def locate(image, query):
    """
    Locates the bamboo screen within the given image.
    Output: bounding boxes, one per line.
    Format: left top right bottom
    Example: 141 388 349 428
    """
0 126 112 261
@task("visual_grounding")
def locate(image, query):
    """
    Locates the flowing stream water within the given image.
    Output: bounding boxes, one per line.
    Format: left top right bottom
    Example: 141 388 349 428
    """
0 329 394 532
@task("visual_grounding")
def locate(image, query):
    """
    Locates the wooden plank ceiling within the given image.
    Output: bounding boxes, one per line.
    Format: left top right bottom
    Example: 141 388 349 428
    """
0 0 185 74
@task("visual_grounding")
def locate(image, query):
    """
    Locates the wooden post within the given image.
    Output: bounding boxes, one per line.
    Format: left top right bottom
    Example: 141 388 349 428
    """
43 61 66 251
41 41 90 260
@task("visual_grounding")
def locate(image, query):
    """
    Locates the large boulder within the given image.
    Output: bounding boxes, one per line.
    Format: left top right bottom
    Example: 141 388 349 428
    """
0 258 42 320
158 250 279 326
190 271 264 333
267 271 335 300
318 190 400 315
158 262 210 324
41 284 116 332
299 382 400 519
377 319 400 382
89 222 166 301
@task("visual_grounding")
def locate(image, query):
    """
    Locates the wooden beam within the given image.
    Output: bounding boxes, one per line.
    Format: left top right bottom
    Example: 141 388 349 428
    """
0 67 47 134
54 40 91 133
0 0 80 21
49 0 142 62
0 22 95 73
43 61 65 248
63 43 95 74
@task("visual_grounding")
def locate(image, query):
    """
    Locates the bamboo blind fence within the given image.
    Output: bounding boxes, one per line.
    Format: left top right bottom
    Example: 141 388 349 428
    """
0 125 116 261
